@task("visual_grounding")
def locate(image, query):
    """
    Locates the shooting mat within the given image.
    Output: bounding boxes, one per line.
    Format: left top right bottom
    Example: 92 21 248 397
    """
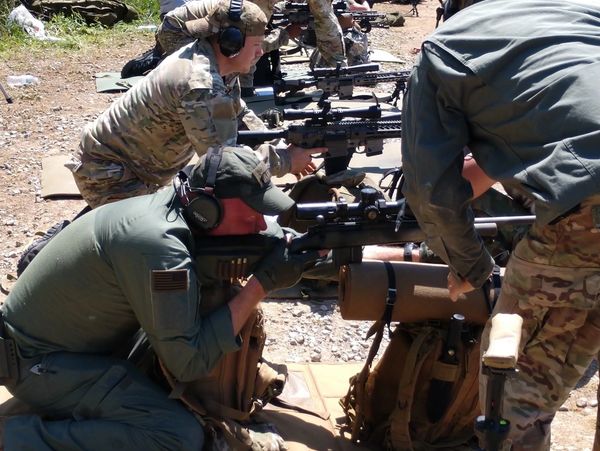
41 154 82 199
94 72 145 93
256 362 373 451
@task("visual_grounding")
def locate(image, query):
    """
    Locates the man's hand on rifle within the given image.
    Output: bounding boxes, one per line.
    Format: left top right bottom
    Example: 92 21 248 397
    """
253 233 322 293
338 13 355 30
348 0 371 12
288 145 325 178
447 272 476 302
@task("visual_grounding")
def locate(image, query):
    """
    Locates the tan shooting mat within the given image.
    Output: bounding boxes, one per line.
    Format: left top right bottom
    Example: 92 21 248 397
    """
257 362 374 451
41 154 82 199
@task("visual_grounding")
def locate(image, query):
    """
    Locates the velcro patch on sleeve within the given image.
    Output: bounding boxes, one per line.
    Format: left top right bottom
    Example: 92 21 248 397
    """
151 269 189 291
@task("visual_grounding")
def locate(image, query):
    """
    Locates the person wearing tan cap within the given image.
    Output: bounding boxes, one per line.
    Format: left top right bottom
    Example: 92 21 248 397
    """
69 0 322 209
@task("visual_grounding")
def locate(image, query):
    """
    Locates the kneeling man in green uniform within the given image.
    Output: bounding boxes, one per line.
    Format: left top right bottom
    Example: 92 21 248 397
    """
0 146 318 450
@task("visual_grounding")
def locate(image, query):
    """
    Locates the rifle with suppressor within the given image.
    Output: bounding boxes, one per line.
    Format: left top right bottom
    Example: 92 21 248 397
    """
271 1 388 33
238 101 402 175
273 63 410 103
195 187 537 281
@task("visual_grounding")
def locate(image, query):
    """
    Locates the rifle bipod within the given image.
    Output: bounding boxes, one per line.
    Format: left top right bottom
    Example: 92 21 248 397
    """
475 313 523 451
0 81 13 104
475 365 514 451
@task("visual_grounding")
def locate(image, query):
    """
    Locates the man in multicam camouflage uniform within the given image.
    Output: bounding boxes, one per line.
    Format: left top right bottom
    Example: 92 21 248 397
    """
401 0 600 449
70 0 323 209
160 0 345 87
157 0 303 93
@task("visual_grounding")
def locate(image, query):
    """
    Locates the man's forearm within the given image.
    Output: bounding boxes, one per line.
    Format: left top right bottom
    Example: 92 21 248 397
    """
228 276 266 334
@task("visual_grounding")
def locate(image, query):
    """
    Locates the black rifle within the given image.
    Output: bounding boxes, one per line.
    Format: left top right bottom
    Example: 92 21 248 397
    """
274 63 410 103
271 1 388 33
195 187 537 278
238 101 402 174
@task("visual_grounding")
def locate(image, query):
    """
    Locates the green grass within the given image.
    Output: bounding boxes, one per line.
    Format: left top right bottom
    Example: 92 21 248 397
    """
0 0 159 55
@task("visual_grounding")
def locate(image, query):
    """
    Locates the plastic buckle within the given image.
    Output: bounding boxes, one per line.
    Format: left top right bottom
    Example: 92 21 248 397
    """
386 288 397 305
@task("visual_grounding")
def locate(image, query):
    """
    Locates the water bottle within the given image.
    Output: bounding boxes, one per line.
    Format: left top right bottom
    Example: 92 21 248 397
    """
6 75 39 87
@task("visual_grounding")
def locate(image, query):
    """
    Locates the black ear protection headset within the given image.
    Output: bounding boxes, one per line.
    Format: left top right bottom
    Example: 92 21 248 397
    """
176 149 224 231
218 0 246 57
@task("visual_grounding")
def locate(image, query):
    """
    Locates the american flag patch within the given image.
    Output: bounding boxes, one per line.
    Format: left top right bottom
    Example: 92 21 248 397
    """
151 269 188 291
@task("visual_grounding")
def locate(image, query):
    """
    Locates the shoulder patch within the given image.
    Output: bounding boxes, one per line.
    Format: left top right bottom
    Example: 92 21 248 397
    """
152 269 189 291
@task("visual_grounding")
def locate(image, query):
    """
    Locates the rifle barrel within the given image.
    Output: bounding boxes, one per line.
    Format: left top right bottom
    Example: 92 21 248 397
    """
474 215 535 225
237 129 288 147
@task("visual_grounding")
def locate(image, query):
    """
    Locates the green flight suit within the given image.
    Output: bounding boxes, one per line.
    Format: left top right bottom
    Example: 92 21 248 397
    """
1 189 243 450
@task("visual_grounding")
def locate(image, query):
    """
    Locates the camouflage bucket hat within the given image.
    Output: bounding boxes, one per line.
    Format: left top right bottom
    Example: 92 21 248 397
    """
208 0 267 37
190 146 294 215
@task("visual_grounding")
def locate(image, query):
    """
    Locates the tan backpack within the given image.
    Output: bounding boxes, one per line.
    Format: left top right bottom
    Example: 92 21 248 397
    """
160 284 287 450
341 318 482 450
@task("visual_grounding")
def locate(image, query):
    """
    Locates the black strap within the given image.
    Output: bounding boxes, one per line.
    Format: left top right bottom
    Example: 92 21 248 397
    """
204 148 223 191
403 243 414 262
383 261 397 336
0 313 19 384
482 265 502 314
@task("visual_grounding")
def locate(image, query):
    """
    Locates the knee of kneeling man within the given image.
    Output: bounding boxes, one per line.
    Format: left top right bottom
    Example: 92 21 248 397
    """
172 411 205 450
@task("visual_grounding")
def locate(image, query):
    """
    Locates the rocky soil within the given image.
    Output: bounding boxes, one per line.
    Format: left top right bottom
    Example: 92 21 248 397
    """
0 1 597 449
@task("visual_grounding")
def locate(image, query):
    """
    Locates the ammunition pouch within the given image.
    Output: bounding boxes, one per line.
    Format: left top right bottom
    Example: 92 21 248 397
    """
0 315 19 385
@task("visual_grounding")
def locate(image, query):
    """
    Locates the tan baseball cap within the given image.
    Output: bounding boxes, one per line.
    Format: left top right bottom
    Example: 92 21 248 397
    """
185 0 267 38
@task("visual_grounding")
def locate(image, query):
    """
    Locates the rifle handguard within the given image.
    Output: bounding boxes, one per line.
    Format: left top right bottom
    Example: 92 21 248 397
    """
338 261 493 325
482 313 523 369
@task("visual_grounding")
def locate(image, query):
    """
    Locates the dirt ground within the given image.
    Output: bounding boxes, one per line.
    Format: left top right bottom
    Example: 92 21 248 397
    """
0 0 598 449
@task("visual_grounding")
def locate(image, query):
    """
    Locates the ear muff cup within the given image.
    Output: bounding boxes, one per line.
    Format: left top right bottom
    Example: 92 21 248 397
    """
218 0 245 57
185 191 223 230
219 26 245 57
176 149 224 231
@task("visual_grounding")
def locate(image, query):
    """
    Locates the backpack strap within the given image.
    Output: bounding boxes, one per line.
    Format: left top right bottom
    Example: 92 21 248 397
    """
345 261 399 442
387 327 439 450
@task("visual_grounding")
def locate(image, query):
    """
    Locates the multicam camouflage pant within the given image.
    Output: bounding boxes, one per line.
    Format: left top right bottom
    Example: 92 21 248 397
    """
308 0 346 68
480 194 600 451
69 156 161 208
155 22 195 56
344 25 370 66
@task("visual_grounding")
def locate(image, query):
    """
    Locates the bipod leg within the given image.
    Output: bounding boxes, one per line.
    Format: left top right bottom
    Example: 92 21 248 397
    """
0 81 13 104
475 313 523 451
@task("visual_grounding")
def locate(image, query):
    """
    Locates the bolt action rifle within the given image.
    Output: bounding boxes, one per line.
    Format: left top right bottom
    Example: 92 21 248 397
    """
273 63 410 104
238 100 402 174
195 186 536 282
